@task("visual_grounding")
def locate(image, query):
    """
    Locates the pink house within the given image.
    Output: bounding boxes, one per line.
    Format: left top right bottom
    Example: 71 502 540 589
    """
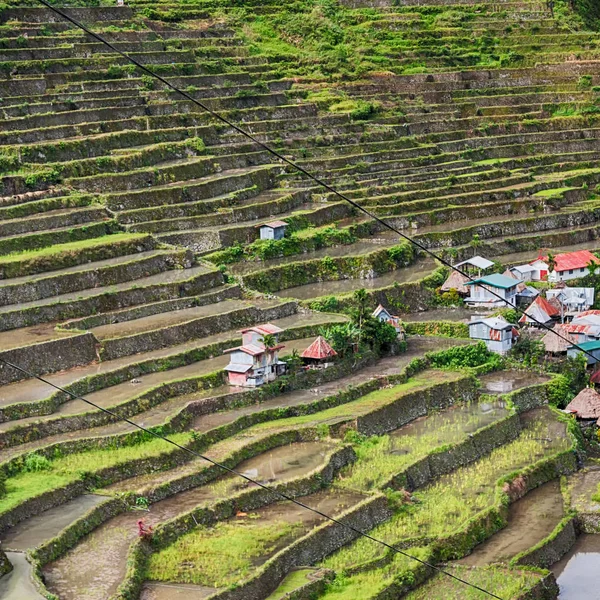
223 323 287 387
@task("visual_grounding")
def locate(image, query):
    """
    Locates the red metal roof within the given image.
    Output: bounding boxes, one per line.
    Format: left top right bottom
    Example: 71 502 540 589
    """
577 310 600 318
591 370 600 384
563 324 598 334
538 250 600 273
301 336 337 360
534 295 561 317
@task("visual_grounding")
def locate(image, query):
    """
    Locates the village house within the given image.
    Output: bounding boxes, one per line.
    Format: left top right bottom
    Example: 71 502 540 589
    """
301 336 337 369
567 340 600 366
564 387 600 423
546 286 595 315
503 268 539 307
223 323 287 387
464 273 521 308
258 220 288 241
510 264 537 282
372 304 406 340
518 295 560 326
468 316 519 355
529 250 600 283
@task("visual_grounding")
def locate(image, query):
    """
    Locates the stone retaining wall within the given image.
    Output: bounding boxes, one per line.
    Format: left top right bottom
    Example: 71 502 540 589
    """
0 333 98 386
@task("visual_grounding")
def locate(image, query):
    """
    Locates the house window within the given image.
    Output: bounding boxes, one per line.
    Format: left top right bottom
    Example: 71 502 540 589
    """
581 268 585 272
569 270 573 275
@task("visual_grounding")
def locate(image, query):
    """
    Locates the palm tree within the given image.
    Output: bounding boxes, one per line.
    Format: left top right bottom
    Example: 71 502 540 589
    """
546 252 556 274
261 334 277 349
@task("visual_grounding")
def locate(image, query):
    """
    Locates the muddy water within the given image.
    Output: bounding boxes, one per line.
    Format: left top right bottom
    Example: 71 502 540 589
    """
43 441 332 600
553 535 600 599
459 480 564 566
190 336 470 434
0 310 346 408
278 259 435 300
91 299 251 340
1 494 106 551
0 552 45 600
0 338 316 456
140 582 216 599
479 370 550 395
389 398 509 451
144 488 364 590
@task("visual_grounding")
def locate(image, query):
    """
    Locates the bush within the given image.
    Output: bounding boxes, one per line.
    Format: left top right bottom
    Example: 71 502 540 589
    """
23 453 51 472
428 341 500 369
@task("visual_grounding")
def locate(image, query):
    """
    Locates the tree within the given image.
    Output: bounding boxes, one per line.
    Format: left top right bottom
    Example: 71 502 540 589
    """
261 334 277 349
284 349 303 375
546 252 556 274
320 322 360 358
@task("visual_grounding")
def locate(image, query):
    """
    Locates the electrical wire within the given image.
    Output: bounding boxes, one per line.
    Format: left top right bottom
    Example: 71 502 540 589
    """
0 356 504 600
8 2 595 597
32 0 600 365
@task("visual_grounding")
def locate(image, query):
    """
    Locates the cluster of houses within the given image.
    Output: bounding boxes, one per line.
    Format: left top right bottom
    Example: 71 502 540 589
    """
441 250 600 357
224 305 405 387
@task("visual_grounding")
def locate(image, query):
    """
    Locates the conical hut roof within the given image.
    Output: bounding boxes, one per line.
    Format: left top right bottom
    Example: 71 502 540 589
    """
565 387 600 419
440 270 470 294
301 336 337 360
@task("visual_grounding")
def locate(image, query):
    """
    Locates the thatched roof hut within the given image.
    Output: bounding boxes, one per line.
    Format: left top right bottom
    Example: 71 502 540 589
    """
541 324 578 354
440 270 470 295
565 387 600 420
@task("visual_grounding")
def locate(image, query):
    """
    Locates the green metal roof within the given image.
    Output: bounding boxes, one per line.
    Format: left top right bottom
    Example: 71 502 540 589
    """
464 273 519 290
570 340 600 352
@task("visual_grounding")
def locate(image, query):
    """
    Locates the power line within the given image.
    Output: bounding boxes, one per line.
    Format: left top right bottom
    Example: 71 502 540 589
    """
0 356 505 600
32 0 600 366
8 2 594 597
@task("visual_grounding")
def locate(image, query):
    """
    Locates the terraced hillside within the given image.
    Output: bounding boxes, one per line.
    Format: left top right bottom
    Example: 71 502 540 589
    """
0 0 598 599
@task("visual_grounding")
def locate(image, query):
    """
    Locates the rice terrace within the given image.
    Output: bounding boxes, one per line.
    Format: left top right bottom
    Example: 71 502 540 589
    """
2 0 600 598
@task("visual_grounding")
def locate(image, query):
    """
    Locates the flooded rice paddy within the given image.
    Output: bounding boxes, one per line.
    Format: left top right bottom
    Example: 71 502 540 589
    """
479 370 550 395
553 535 600 599
278 259 435 300
459 480 564 566
42 441 332 599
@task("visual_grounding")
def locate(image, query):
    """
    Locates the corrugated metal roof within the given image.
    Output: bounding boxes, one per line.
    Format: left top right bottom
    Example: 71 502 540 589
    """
465 273 521 290
538 250 600 272
301 336 338 360
259 220 288 229
455 256 494 270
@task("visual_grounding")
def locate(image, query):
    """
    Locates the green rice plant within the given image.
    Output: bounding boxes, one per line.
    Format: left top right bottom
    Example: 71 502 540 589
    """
146 515 303 587
0 433 191 515
403 565 542 600
319 549 431 599
322 410 569 570
338 401 507 491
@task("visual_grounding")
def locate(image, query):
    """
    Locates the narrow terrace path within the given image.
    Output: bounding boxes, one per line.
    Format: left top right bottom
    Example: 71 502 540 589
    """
41 442 341 600
0 312 344 408
0 552 45 600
